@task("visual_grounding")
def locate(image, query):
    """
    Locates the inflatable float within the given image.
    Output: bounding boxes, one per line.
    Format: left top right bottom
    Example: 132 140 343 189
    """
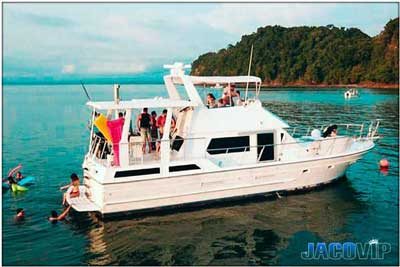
11 184 28 192
2 176 35 190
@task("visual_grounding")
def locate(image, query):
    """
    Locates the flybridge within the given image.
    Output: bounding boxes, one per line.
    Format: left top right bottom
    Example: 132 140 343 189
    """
87 99 197 110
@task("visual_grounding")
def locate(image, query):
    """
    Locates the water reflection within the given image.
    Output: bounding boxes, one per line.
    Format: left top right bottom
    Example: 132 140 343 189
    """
83 179 365 265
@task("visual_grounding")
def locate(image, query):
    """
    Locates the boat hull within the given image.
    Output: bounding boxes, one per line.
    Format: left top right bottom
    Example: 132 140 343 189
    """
86 150 365 215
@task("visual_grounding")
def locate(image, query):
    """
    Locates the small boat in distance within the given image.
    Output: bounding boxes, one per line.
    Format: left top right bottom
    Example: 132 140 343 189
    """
212 83 223 89
344 87 359 99
67 62 380 216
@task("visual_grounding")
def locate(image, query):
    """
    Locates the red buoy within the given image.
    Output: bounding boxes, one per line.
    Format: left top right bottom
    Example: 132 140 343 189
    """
380 158 389 169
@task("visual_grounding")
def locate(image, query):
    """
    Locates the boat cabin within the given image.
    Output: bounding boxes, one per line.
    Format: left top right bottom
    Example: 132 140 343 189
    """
85 63 293 182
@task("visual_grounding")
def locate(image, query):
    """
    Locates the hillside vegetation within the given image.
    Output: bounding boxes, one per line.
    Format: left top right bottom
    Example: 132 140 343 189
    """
191 18 399 86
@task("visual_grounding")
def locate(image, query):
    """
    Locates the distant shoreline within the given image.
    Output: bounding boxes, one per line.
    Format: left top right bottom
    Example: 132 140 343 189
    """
3 81 399 90
260 82 399 89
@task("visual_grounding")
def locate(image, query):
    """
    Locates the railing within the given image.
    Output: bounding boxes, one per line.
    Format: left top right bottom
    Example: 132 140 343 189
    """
127 136 208 165
288 120 380 140
87 120 380 167
205 135 354 164
89 134 111 161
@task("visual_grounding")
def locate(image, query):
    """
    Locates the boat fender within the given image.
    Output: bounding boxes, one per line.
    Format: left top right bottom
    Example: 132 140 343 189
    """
380 158 389 169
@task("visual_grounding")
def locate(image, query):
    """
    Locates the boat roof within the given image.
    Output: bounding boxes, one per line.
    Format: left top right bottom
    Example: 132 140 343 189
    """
87 98 197 110
189 104 290 135
170 75 262 85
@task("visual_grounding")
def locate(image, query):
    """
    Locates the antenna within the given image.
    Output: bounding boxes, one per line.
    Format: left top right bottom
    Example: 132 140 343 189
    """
245 44 254 102
80 81 92 101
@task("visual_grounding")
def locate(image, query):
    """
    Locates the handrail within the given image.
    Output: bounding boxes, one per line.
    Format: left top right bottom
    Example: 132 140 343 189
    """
287 122 371 139
87 120 380 167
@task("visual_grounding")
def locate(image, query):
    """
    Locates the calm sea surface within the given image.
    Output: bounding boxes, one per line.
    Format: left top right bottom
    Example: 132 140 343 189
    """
2 84 399 265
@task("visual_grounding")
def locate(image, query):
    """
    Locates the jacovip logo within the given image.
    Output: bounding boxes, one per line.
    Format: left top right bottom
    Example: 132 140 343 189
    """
301 240 391 260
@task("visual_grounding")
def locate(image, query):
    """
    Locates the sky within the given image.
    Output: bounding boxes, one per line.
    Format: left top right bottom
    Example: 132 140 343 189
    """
3 3 398 84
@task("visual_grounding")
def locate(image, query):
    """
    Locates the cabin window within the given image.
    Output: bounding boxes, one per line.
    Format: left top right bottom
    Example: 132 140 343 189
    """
257 133 275 161
169 164 201 172
207 136 250 155
114 168 160 178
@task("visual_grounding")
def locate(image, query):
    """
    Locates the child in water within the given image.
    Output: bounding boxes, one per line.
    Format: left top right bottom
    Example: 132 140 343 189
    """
48 206 71 223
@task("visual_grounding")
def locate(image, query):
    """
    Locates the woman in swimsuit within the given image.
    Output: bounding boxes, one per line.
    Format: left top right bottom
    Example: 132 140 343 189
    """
61 173 81 205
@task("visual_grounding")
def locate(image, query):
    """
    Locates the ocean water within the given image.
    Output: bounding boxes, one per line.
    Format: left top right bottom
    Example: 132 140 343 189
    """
2 84 399 266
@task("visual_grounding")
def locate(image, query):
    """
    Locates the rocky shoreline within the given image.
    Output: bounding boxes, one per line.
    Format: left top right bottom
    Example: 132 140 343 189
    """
260 81 399 89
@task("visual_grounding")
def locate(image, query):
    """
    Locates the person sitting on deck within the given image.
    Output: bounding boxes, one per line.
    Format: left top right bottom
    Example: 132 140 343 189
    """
217 98 226 108
136 108 152 154
322 125 338 138
234 90 244 106
48 206 71 223
61 173 82 206
223 84 238 106
206 93 218 108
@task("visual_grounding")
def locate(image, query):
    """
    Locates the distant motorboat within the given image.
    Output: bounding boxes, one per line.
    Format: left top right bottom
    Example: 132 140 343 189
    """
344 88 359 99
212 83 223 89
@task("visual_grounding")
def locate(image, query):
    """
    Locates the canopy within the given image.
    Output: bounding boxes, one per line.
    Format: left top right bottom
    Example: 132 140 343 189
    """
168 75 262 86
87 98 197 110
190 76 261 85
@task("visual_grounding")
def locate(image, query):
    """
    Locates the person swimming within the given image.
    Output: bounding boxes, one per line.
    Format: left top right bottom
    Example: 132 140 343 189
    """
7 177 16 186
48 206 71 223
15 171 23 182
16 208 24 220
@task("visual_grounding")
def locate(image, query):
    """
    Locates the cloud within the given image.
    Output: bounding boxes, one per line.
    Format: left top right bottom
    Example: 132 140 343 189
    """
87 62 146 74
62 64 75 74
2 3 397 80
199 3 332 35
22 12 76 27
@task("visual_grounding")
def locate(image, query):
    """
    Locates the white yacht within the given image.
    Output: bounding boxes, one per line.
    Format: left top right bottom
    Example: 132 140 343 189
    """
67 63 380 216
344 87 359 99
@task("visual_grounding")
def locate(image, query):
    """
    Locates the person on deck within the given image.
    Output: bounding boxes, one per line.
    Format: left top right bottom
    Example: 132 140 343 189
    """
206 93 218 108
235 90 244 106
322 125 338 138
136 108 152 154
150 111 158 150
217 98 226 108
155 109 176 158
61 173 82 206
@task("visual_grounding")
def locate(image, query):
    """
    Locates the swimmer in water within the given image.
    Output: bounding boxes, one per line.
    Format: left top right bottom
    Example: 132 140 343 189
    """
16 208 25 220
48 206 71 223
15 171 24 182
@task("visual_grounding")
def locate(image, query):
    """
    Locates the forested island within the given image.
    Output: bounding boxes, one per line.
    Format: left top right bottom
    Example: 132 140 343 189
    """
191 18 399 88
